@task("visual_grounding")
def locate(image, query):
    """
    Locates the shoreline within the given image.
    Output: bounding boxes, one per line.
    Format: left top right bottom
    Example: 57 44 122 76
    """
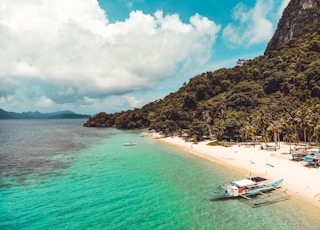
151 134 320 208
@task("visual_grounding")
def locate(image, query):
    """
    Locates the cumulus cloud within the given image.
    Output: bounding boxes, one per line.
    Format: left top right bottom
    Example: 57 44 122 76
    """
36 96 55 108
0 95 14 104
0 0 220 108
121 95 143 108
222 0 288 47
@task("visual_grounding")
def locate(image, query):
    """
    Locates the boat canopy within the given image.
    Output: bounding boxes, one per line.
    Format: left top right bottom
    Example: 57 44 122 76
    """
304 157 314 162
233 179 256 187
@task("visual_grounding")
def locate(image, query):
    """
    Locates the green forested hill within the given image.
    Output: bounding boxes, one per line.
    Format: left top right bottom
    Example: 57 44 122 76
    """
84 21 320 143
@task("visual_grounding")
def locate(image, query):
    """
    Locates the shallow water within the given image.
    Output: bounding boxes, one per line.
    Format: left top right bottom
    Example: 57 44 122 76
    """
1 120 319 229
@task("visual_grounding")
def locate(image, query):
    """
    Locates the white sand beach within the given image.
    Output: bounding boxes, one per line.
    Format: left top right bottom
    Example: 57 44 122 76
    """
153 134 320 207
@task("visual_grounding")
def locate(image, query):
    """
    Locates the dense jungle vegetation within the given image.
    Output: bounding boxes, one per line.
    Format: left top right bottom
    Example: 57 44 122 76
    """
85 22 320 146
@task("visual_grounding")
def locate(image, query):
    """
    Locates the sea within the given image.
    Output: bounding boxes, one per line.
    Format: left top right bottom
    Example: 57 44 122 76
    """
1 119 320 230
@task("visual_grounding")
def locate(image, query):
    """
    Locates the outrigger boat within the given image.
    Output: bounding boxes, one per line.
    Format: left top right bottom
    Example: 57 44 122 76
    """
213 177 290 206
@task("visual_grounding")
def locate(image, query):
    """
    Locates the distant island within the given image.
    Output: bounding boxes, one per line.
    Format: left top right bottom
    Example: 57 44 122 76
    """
0 108 90 119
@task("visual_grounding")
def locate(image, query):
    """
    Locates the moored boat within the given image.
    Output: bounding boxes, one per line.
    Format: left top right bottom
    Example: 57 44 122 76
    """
213 177 289 206
214 177 283 197
122 142 137 146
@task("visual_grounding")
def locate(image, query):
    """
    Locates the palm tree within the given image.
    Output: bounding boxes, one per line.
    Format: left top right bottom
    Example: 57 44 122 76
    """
213 118 225 141
253 112 270 147
267 119 282 150
261 129 271 146
313 124 320 152
239 126 248 145
217 108 228 123
285 109 300 147
202 110 213 140
240 123 256 146
283 132 298 154
296 106 313 149
309 104 320 145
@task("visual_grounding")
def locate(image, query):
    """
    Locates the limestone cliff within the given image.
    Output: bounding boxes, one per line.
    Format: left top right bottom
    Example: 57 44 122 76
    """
265 0 320 53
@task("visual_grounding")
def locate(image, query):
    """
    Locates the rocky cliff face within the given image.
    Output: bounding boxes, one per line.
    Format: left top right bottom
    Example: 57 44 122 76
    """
265 0 320 54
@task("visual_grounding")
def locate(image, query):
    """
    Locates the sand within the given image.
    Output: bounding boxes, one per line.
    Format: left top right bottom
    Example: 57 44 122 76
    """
152 134 320 207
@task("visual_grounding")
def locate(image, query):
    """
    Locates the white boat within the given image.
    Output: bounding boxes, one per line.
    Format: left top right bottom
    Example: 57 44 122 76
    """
122 142 136 146
213 177 289 206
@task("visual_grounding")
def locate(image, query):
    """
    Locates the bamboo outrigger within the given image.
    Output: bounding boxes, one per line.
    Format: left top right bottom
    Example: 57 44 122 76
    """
213 177 290 207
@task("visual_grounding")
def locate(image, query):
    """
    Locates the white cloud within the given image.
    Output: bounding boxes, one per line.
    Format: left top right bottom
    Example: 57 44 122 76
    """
0 0 220 109
122 95 143 108
222 0 287 47
83 96 95 104
0 95 14 104
36 96 55 108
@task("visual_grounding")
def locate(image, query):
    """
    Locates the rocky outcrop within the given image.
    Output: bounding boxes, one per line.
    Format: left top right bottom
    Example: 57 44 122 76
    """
265 0 320 54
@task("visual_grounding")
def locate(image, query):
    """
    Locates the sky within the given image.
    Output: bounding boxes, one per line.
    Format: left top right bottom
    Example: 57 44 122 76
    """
0 0 290 115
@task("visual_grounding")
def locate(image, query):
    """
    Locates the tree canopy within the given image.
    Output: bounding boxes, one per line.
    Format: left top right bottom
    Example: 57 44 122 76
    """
84 22 320 145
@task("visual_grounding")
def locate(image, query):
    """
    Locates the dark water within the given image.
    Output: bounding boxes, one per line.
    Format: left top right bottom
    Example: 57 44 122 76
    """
0 120 319 229
0 119 111 185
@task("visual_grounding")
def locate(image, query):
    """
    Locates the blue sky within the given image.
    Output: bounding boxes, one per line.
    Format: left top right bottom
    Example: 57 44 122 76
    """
0 0 289 115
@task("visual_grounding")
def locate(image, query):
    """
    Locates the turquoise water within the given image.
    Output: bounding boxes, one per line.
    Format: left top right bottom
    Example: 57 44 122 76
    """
1 120 319 229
